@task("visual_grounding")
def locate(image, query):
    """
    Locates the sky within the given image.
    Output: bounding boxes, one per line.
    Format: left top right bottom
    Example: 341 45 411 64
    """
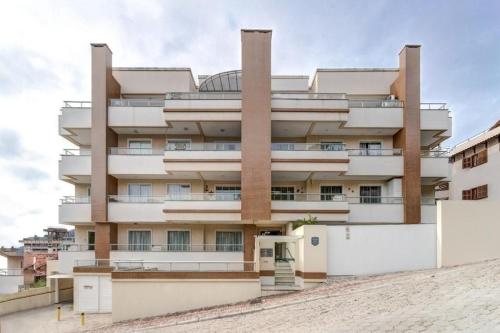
0 0 499 248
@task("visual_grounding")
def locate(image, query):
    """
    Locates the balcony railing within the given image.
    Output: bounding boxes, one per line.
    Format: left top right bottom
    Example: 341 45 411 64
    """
420 103 447 110
109 147 164 155
348 100 403 108
271 193 346 201
272 92 346 100
63 101 91 108
0 268 23 276
347 197 404 204
347 148 403 156
75 259 255 272
109 99 165 107
165 142 241 151
110 244 243 252
421 149 449 157
60 196 90 204
165 92 241 100
108 193 242 202
62 149 91 156
421 197 438 205
272 143 346 151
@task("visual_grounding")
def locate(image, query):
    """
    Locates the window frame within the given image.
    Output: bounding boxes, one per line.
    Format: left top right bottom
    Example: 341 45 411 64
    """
166 229 191 252
127 229 152 251
215 230 243 252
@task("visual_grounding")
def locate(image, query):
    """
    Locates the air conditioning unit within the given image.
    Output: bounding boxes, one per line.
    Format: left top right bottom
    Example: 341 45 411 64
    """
388 94 396 100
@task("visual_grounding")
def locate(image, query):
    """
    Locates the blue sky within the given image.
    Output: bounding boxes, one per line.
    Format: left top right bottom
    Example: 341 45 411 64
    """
0 0 499 247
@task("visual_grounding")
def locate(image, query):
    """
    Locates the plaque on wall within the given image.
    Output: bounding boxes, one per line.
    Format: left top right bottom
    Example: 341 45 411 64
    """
311 236 319 246
260 248 273 257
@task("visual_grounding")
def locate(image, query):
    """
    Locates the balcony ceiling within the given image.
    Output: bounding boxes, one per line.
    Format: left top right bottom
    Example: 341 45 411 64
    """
272 120 400 137
272 171 397 182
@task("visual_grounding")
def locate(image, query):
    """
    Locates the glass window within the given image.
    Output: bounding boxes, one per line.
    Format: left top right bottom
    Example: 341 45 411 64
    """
167 231 190 252
320 186 343 201
88 231 95 251
128 230 151 251
360 142 382 156
216 231 243 252
271 187 295 201
128 140 152 155
321 142 344 151
167 184 191 200
215 186 241 200
166 140 191 150
360 186 382 204
128 184 152 202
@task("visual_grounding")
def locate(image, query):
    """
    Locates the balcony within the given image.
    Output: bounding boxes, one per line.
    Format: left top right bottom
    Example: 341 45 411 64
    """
108 195 165 222
164 143 241 175
58 249 95 274
348 197 404 223
163 193 241 222
421 150 450 180
271 193 349 222
108 148 165 177
59 101 91 145
108 99 165 128
271 93 349 122
59 149 91 183
0 269 24 294
164 93 242 121
346 149 403 177
59 196 91 225
421 103 452 147
271 143 349 172
344 99 404 130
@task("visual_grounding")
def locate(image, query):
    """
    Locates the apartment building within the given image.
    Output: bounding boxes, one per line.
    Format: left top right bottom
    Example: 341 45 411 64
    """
448 120 499 200
57 30 451 317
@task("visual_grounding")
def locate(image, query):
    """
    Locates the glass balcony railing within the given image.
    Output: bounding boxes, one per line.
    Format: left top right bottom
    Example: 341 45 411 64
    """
347 148 403 156
272 92 347 100
272 143 346 151
107 193 241 202
109 147 164 155
60 196 90 204
165 92 241 100
421 150 449 157
348 100 403 108
61 149 91 156
165 142 241 151
420 103 447 110
63 101 91 108
109 99 164 107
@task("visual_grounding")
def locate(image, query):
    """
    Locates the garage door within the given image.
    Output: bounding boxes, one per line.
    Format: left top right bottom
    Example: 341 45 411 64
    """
76 275 112 313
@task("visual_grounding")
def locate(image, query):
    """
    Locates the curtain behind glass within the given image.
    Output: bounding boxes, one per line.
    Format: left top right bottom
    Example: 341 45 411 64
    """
216 231 243 252
167 231 190 251
128 231 151 251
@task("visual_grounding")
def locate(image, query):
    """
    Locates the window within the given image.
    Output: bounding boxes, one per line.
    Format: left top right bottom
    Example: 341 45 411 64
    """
360 186 382 204
271 186 295 201
216 231 243 252
167 230 190 252
88 231 95 251
128 184 152 202
320 186 343 201
215 185 241 200
128 140 152 155
320 142 344 151
463 185 488 200
167 184 191 200
128 230 151 251
462 150 488 169
166 140 191 150
360 142 382 156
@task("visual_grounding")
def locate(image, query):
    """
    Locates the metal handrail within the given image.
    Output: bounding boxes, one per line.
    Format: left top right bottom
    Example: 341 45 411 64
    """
421 150 450 157
74 259 256 272
347 148 403 156
165 142 241 151
109 99 165 107
166 92 242 100
349 100 403 108
165 193 241 201
108 195 165 203
63 101 91 108
109 147 164 155
271 143 346 151
347 197 404 204
60 196 90 204
62 149 91 156
61 244 244 252
271 193 346 201
420 103 448 110
272 92 347 100
0 268 23 276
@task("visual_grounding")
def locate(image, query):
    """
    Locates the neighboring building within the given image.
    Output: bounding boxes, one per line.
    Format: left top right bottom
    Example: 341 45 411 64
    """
449 120 500 200
0 247 24 294
57 30 451 317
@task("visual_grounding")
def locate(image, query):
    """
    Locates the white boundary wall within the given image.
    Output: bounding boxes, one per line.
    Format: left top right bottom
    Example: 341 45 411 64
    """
327 224 437 275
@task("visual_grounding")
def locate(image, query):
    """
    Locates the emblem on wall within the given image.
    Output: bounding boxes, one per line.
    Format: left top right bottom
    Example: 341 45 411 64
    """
311 236 319 246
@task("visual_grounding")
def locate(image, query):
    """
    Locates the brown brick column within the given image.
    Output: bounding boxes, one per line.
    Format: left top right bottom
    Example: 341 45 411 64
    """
391 45 421 224
91 44 120 260
243 224 257 271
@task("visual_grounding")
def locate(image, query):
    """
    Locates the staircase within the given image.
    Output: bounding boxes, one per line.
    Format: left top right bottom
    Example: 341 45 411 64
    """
274 261 295 286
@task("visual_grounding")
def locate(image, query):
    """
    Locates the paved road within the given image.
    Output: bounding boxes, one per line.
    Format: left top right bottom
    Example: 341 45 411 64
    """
2 260 500 332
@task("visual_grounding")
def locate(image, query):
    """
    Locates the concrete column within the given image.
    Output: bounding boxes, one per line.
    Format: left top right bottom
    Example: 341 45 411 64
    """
391 45 421 224
90 44 120 260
